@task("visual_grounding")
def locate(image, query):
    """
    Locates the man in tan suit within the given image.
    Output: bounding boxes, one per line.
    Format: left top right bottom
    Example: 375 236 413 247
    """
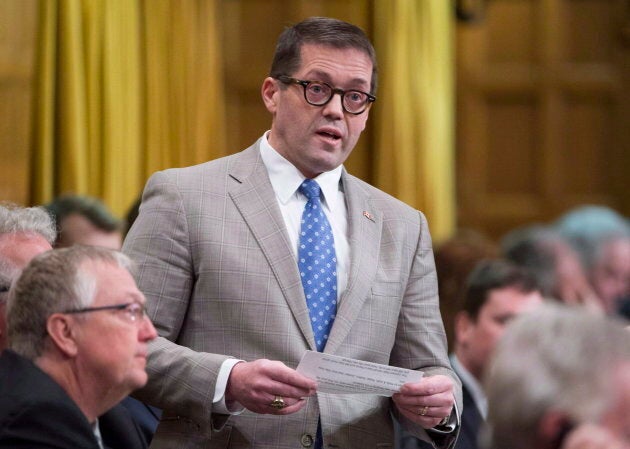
124 17 461 449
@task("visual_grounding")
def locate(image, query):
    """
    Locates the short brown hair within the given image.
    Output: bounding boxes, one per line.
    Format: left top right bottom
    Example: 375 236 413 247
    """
269 17 378 95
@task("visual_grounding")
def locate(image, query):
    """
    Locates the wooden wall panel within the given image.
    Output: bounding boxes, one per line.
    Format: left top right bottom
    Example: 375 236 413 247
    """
563 95 612 195
487 0 536 63
456 0 629 240
564 1 616 62
0 0 37 205
486 96 539 195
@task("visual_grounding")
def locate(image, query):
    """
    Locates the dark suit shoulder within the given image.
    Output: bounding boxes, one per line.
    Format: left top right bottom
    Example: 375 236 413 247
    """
0 351 99 448
100 404 148 449
0 399 99 449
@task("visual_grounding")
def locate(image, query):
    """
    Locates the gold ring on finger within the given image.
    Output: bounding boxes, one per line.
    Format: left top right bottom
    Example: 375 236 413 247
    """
417 406 428 416
270 396 286 410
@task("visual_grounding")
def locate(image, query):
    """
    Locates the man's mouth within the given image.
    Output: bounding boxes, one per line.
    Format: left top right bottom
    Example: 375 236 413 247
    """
317 129 342 141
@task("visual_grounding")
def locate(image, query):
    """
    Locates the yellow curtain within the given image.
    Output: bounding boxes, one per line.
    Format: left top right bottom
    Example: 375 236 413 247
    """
31 0 226 217
31 0 141 216
372 1 455 242
140 0 227 175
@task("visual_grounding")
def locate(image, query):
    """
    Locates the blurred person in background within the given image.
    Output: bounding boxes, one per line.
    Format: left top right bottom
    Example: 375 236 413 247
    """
398 259 543 449
124 197 142 237
433 229 499 352
501 224 600 311
0 204 56 352
555 205 630 317
484 302 630 449
45 194 123 249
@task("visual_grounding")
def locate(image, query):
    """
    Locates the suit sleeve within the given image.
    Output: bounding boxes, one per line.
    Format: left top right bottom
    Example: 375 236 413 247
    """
390 211 462 449
123 170 231 433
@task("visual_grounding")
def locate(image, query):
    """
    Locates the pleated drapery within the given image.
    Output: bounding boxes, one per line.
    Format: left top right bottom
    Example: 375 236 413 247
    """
31 0 226 217
372 1 456 241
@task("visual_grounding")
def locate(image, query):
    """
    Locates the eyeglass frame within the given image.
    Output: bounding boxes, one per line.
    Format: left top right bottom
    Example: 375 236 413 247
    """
274 75 376 115
62 302 147 323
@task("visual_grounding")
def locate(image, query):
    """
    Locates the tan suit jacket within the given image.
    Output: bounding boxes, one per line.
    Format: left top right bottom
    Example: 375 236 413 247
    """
124 140 462 449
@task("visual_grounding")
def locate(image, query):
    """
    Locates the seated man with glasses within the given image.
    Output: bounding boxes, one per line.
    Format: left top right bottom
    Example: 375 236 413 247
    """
0 245 157 448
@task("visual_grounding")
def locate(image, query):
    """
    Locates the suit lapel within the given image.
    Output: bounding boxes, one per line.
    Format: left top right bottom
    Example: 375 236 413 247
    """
325 173 382 354
228 142 316 350
227 151 384 354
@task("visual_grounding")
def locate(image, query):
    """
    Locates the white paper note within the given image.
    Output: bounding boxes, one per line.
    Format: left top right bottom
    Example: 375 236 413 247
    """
296 350 423 396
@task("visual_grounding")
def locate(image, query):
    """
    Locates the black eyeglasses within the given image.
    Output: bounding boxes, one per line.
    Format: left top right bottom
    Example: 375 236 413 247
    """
275 75 376 115
63 302 147 323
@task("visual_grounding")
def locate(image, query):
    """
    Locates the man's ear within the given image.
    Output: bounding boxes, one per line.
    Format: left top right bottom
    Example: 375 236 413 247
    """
261 77 279 114
454 311 473 342
46 314 79 357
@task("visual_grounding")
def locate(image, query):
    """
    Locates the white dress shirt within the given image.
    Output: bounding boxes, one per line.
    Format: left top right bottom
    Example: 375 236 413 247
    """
259 131 350 296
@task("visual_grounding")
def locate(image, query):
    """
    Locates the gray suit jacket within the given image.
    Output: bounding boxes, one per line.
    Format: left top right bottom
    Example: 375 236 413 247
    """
124 140 462 449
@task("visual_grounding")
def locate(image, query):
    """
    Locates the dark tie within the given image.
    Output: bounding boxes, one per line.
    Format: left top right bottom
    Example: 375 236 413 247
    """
298 178 338 352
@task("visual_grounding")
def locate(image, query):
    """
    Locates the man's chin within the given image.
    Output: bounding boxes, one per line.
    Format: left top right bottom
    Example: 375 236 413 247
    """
305 152 347 176
128 370 149 390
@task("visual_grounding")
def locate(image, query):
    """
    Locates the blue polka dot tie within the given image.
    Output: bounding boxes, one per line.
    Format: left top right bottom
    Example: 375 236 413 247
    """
298 179 337 353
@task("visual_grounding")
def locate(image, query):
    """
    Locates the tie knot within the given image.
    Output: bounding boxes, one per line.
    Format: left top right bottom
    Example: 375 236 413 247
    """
299 179 322 201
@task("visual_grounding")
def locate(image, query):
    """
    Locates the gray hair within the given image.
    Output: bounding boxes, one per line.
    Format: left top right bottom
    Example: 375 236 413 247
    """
0 204 57 302
0 259 19 300
555 205 630 271
0 203 56 244
7 245 133 360
484 302 630 449
501 225 571 299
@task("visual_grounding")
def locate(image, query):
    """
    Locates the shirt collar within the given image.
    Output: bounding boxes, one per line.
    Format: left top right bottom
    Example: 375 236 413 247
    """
260 132 343 210
450 354 488 419
92 419 104 449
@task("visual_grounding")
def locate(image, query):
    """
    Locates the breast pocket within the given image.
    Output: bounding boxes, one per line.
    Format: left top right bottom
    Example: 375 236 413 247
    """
343 281 404 355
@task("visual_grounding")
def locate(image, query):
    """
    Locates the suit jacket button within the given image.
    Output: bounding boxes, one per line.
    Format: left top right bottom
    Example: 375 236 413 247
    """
300 433 314 447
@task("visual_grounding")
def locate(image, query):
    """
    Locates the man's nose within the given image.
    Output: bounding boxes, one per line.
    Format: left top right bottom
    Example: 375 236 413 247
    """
321 92 344 118
139 315 158 341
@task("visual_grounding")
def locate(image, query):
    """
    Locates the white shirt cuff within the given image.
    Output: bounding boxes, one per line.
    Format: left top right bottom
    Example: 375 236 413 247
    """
212 358 245 415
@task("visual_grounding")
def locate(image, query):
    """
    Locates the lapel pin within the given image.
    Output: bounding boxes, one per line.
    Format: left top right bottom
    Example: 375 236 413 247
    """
363 211 375 222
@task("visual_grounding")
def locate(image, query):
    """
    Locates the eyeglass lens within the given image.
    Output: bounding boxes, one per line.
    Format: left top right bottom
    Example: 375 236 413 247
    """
125 303 146 322
303 82 369 113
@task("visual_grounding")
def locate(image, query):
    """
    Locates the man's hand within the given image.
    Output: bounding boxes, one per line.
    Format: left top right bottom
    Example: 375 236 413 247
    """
225 359 317 414
391 375 455 428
